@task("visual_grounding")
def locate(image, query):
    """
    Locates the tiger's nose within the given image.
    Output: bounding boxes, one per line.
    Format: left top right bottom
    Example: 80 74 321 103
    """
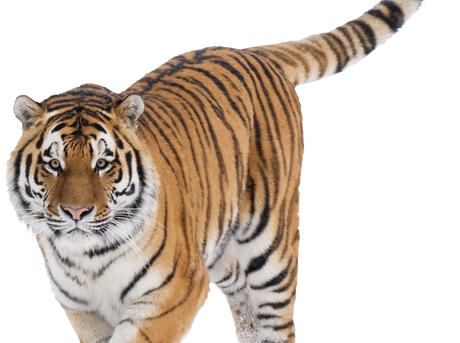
61 205 93 221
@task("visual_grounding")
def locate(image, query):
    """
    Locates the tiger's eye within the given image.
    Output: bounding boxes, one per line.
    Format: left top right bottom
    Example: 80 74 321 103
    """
49 159 61 170
96 158 109 169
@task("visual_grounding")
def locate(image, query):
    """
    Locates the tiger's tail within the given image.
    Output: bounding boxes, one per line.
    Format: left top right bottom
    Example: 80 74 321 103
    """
247 0 423 86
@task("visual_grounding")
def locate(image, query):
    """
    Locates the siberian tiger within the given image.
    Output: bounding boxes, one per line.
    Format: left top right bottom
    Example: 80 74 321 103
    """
8 1 423 342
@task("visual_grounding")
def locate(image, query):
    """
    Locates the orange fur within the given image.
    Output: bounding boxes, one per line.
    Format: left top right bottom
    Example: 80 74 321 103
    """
8 1 423 342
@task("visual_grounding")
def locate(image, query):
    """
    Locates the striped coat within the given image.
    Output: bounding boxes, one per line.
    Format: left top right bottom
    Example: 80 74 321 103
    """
8 1 423 342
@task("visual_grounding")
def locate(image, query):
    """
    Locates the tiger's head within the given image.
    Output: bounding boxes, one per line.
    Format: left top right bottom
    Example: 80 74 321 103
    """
7 84 158 254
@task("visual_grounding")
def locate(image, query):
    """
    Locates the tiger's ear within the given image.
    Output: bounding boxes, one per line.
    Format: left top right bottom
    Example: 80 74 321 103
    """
14 95 43 129
115 94 144 127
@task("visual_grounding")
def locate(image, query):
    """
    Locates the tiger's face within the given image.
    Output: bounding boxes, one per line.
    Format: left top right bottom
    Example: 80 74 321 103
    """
8 85 158 253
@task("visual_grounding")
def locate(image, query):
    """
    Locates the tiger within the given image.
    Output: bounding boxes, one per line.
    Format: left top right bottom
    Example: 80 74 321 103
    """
8 1 423 342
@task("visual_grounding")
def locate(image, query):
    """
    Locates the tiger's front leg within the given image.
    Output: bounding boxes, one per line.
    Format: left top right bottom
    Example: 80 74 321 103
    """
109 263 209 343
65 309 113 343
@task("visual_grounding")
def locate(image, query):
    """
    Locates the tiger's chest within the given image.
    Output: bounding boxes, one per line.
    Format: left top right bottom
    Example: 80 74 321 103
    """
40 239 163 327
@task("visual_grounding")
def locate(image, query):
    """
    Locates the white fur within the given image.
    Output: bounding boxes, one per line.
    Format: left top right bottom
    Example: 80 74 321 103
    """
109 321 138 343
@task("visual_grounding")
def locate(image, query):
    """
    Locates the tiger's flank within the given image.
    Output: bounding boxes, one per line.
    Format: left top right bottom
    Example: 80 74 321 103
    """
8 1 423 342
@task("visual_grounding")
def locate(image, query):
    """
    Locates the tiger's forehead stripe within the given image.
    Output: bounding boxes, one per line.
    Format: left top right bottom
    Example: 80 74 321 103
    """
44 84 117 109
45 104 113 123
42 84 120 122
44 117 109 145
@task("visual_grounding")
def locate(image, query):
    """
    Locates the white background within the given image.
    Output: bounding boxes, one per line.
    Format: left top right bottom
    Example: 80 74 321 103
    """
0 0 459 342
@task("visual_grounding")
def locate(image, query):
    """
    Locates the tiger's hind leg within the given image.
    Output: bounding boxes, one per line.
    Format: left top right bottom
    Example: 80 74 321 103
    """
223 281 260 342
209 48 302 342
210 238 261 342
210 196 300 343
235 199 300 343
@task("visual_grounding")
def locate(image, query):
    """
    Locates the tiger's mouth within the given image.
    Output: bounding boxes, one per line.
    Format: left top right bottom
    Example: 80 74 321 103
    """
65 227 89 235
45 216 114 235
42 207 144 242
41 208 149 254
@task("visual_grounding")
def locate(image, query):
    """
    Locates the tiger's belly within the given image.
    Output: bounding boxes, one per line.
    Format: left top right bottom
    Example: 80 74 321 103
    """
40 238 164 327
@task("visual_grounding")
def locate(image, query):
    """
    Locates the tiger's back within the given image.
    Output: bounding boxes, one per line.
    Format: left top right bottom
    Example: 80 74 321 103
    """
126 47 304 340
126 46 303 266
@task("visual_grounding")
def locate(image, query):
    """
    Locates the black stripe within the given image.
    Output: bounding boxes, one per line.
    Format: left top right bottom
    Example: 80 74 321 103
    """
24 153 32 180
13 136 37 210
182 66 247 127
224 279 248 296
150 95 204 194
350 20 377 55
89 122 107 133
322 33 345 73
85 241 123 258
51 123 67 133
238 170 270 245
328 32 350 70
93 251 128 279
244 222 282 276
297 43 328 78
48 270 88 305
156 79 226 181
146 276 197 320
36 132 45 149
172 73 242 169
259 290 296 310
120 217 167 302
140 105 185 185
250 258 292 290
33 168 43 186
273 260 297 293
215 267 235 285
248 53 290 177
368 1 405 32
210 58 253 116
257 313 281 320
153 87 210 208
125 151 133 184
138 116 176 175
139 329 153 343
219 263 242 290
43 143 54 158
249 53 298 178
113 130 124 149
337 26 357 57
262 320 294 331
120 147 148 219
141 255 179 298
48 238 78 269
251 48 284 74
232 53 277 171
278 46 311 80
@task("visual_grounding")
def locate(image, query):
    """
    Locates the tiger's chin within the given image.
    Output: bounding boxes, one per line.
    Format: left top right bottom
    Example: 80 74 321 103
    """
50 229 108 254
